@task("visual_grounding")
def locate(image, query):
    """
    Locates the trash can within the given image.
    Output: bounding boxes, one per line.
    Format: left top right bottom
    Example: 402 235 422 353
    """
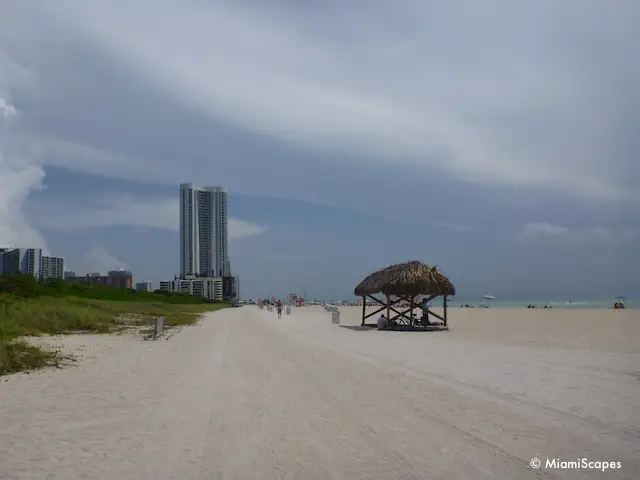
332 311 340 324
286 306 291 315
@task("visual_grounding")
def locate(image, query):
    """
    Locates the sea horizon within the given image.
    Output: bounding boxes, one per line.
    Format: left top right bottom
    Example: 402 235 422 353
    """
308 297 637 309
448 298 636 309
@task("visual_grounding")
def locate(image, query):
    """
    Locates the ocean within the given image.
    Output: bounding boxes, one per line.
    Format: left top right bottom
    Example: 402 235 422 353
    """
334 298 636 309
447 299 636 309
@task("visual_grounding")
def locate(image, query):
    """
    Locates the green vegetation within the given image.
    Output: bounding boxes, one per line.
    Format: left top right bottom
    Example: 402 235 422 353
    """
0 275 228 375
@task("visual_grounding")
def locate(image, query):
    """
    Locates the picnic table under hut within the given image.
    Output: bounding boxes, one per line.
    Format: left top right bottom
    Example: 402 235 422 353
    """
354 261 455 331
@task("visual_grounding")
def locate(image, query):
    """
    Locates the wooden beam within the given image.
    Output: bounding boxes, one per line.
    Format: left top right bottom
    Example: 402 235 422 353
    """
363 294 447 329
366 294 403 309
418 294 437 307
363 305 386 320
362 295 406 325
386 297 417 326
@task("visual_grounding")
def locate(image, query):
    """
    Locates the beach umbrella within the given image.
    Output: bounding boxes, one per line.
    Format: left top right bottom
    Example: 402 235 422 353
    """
616 295 632 302
482 294 496 307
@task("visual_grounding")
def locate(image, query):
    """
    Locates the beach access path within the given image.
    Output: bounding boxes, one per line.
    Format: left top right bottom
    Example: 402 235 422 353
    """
1 306 639 479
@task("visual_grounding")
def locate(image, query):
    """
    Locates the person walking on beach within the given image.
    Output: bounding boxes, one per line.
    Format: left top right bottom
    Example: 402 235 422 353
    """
276 300 283 318
420 300 431 326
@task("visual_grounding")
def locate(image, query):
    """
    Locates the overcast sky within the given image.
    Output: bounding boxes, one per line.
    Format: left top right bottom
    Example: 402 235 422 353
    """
1 0 639 301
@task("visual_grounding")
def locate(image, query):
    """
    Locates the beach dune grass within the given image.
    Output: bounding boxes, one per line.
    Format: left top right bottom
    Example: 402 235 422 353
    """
0 337 64 375
0 275 228 375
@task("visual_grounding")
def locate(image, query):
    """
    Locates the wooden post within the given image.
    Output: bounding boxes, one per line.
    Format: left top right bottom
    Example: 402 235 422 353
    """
361 296 366 326
386 295 390 328
409 296 414 328
443 295 448 327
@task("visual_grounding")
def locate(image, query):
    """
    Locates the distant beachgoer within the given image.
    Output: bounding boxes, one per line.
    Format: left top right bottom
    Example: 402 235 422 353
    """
377 314 388 330
276 301 283 317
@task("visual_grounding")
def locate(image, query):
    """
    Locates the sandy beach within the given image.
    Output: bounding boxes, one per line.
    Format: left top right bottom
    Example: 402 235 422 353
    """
1 306 639 479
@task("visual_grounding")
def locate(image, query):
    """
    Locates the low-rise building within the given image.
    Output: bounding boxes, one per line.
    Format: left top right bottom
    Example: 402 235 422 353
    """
41 256 65 281
108 269 133 277
66 271 133 289
159 276 223 301
135 281 153 292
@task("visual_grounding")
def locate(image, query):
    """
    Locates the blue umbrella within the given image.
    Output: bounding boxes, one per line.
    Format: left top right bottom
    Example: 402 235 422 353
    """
616 295 632 300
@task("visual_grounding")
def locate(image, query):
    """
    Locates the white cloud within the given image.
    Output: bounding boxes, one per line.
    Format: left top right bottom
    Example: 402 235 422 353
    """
0 98 49 252
29 196 270 241
517 222 637 244
77 246 128 275
0 98 17 119
227 219 271 240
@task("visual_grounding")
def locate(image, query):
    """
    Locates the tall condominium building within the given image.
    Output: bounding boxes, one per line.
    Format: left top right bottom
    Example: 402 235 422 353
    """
0 248 43 277
179 183 229 278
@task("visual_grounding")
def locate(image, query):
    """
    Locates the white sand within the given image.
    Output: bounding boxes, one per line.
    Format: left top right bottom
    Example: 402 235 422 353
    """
1 306 639 479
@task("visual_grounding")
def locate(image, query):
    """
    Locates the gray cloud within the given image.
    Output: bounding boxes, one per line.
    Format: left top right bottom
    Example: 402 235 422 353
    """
3 1 639 201
1 1 639 298
434 222 471 233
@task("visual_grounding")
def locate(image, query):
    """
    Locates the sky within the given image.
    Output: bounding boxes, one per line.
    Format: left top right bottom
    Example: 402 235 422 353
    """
1 0 639 301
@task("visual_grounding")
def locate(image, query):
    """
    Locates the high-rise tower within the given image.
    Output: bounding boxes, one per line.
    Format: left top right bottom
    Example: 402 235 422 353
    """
179 183 229 278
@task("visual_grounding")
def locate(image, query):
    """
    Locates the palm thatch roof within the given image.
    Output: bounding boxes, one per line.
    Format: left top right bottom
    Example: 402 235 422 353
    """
354 261 455 298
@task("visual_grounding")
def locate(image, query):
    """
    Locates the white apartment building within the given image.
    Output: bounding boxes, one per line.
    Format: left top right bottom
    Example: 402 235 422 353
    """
41 256 65 280
0 248 43 277
180 183 230 278
135 281 153 292
159 276 223 301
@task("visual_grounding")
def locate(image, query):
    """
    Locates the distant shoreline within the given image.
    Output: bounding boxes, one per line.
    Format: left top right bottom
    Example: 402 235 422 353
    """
304 300 636 309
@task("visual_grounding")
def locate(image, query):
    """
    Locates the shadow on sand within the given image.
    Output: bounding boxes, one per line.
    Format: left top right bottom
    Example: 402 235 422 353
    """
339 325 449 333
339 325 374 332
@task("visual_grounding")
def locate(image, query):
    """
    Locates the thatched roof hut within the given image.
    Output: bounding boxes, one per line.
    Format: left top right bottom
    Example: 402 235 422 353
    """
353 261 455 329
354 261 455 298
